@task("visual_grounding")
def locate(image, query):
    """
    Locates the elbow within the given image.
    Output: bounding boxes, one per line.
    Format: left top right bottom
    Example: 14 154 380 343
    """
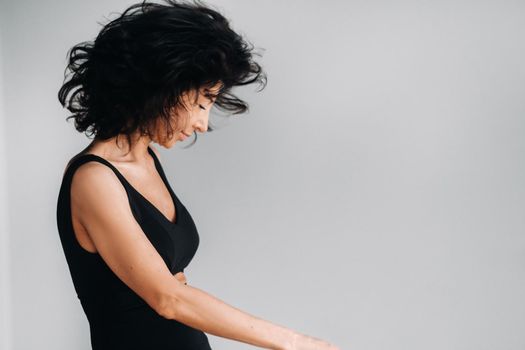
154 292 181 320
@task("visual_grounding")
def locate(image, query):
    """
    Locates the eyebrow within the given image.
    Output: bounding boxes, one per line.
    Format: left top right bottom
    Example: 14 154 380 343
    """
202 84 223 101
192 92 216 106
203 93 218 104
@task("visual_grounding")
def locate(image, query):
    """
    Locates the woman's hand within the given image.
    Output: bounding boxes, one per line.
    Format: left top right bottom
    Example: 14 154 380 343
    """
174 271 187 285
287 331 341 350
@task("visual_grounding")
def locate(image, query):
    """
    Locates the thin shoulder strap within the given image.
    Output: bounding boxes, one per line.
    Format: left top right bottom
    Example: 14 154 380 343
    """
146 146 171 185
63 153 131 189
57 153 142 252
146 145 159 163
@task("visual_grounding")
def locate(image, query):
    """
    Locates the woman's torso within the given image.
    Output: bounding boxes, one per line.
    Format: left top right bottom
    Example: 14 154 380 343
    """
69 146 188 284
56 144 211 349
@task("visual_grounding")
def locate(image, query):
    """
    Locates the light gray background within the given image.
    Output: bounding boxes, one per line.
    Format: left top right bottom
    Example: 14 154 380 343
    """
1 0 524 349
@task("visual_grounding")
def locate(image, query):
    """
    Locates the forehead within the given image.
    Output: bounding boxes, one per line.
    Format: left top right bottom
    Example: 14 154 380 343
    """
182 82 223 106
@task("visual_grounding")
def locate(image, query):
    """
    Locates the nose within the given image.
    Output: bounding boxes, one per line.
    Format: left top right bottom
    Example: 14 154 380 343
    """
194 114 209 133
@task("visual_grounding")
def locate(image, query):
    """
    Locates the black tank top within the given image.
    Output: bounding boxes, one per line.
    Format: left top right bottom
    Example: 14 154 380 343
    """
56 145 212 350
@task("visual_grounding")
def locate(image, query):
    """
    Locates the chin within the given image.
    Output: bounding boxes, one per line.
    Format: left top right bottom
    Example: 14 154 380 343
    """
164 136 179 148
160 141 172 149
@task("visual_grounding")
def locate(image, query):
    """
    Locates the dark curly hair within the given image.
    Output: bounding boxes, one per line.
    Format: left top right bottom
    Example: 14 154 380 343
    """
58 0 267 151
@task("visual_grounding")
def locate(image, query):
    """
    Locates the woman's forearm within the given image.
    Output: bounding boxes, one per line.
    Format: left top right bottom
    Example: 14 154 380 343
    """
158 283 297 350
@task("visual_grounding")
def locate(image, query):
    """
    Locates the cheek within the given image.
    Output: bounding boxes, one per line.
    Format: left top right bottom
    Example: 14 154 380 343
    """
170 114 190 132
152 122 171 145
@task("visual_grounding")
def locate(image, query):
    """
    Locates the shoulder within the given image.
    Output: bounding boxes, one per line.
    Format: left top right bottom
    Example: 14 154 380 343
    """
71 160 121 191
69 161 129 222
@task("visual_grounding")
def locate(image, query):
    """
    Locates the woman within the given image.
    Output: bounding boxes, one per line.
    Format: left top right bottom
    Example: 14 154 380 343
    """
56 1 340 349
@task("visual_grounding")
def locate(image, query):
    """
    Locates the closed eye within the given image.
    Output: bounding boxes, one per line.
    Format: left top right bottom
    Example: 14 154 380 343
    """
199 104 206 110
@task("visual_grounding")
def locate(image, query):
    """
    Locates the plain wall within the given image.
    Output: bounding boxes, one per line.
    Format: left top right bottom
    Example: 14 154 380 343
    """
0 14 13 350
1 0 525 349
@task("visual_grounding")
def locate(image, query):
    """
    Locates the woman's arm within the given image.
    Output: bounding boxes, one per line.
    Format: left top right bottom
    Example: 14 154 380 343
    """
150 144 301 349
147 146 303 348
158 283 297 350
71 161 299 350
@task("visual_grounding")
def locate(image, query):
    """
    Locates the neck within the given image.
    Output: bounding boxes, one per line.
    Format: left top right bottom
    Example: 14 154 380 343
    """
87 131 152 163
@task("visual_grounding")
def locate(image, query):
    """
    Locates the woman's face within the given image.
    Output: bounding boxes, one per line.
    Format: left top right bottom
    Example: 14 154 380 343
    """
155 83 221 148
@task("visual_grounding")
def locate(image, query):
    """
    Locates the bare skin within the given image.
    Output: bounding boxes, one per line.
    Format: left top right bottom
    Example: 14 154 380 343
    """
67 83 340 350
